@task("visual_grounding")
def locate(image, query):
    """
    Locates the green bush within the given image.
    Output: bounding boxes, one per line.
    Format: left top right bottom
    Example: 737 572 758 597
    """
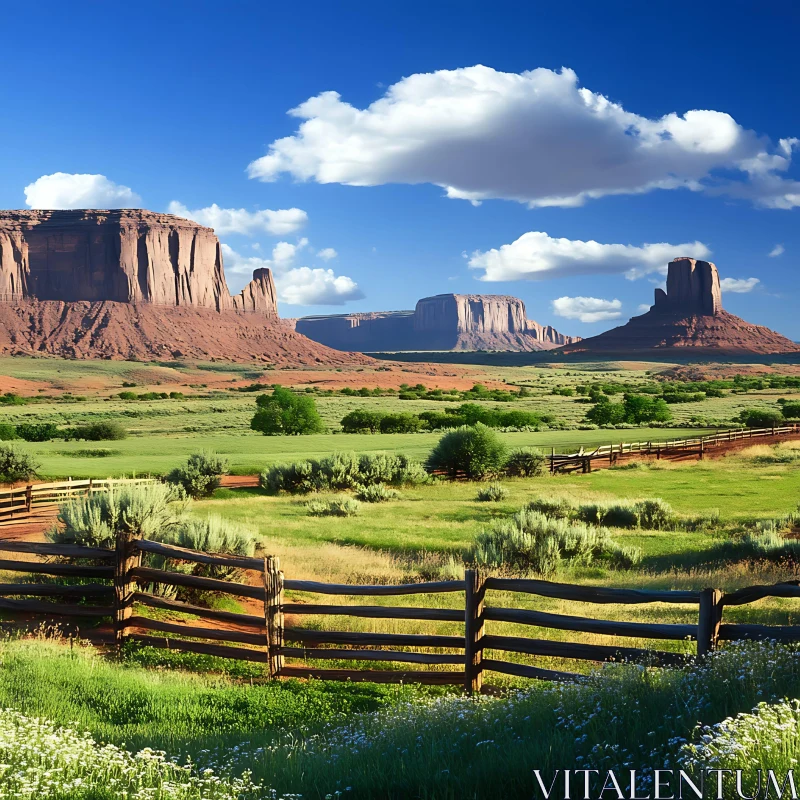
634 498 675 529
68 421 128 441
0 445 39 483
306 497 361 517
340 409 384 433
471 508 640 575
0 392 26 405
117 391 138 400
166 452 229 498
476 482 509 502
526 497 575 519
575 500 639 528
739 407 785 427
780 402 800 419
355 483 400 503
261 460 319 494
0 423 17 441
16 422 61 442
505 448 545 477
426 424 508 480
251 387 326 435
379 412 422 434
586 394 672 425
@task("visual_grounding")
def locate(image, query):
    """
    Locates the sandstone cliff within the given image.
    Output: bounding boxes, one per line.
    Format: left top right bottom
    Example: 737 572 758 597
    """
561 257 799 356
293 294 579 352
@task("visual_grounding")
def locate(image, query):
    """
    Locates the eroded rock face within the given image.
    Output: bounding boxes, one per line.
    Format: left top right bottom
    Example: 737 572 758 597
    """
561 257 799 356
0 209 278 316
294 294 579 352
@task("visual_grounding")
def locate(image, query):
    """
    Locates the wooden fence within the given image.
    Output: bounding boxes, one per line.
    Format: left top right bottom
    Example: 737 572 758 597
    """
1 534 800 693
549 423 800 474
0 478 155 525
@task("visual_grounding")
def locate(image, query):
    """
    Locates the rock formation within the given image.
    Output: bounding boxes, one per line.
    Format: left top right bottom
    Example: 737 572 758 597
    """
560 257 799 356
290 293 579 352
0 209 368 365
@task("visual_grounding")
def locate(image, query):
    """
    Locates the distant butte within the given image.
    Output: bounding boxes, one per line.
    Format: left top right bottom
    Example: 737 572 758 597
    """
287 294 580 352
0 209 369 365
560 257 800 356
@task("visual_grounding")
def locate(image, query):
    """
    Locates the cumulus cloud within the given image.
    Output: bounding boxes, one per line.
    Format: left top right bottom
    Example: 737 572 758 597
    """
637 303 651 314
552 296 622 323
317 247 338 261
24 173 141 209
468 231 710 281
720 277 760 293
167 201 307 236
279 267 363 305
221 242 361 306
247 65 800 209
769 244 785 257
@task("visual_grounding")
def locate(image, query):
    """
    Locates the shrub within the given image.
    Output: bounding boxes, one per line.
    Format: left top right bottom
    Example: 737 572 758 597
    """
0 445 39 483
49 482 186 549
738 407 784 428
306 497 361 517
68 421 128 441
167 452 229 498
16 422 61 442
780 402 800 419
585 398 627 425
575 500 639 528
476 482 509 502
261 460 318 494
117 391 137 400
426 424 508 479
505 448 545 477
471 507 640 575
360 453 429 486
526 497 575 519
250 387 326 435
317 452 362 490
0 392 26 405
379 412 422 434
355 483 400 503
340 409 384 433
0 423 17 441
633 498 674 529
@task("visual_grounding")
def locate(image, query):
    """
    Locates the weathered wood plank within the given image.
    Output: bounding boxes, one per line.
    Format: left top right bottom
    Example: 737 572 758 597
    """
282 603 464 622
723 582 800 606
0 597 113 617
719 623 800 642
483 607 696 640
128 634 269 663
279 647 464 665
0 541 114 559
0 560 113 578
481 658 586 683
130 567 263 599
132 592 265 628
135 540 265 572
283 579 464 595
0 583 113 598
283 628 464 648
484 577 700 604
125 615 266 646
278 666 465 684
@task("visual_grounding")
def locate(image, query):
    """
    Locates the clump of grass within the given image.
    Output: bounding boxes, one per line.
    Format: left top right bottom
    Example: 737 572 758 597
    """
355 483 400 503
475 482 509 502
56 448 122 458
306 497 361 517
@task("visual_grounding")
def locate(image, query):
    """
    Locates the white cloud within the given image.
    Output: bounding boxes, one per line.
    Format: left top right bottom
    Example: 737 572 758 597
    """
279 267 364 305
720 277 760 293
24 173 141 209
552 296 622 324
468 231 710 281
637 303 651 314
769 244 785 257
317 247 338 261
167 201 307 236
222 243 362 306
247 65 800 209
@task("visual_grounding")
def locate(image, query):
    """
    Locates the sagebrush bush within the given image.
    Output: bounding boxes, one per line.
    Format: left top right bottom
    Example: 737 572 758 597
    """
355 483 400 503
633 497 675 529
526 497 575 519
476 482 509 502
261 452 428 494
0 445 39 483
425 424 508 479
305 497 361 517
505 448 545 477
167 452 229 498
471 507 641 575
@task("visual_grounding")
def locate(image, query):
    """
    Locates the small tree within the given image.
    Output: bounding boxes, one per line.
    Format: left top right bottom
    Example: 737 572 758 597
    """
426 424 508 480
739 408 784 428
379 412 422 433
68 421 128 441
623 394 672 424
251 387 325 435
16 422 61 442
586 398 627 425
0 445 39 483
167 452 229 498
340 409 384 433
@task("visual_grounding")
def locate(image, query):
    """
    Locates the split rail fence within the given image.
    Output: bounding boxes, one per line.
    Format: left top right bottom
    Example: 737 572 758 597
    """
0 478 155 525
549 423 800 474
1 534 800 693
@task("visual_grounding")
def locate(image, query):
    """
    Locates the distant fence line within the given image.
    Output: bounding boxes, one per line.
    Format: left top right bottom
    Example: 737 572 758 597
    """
548 423 800 474
0 478 155 525
1 535 799 693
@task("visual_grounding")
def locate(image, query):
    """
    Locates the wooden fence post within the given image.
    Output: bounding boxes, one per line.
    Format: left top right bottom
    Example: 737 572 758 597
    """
464 569 485 695
697 588 723 657
550 447 555 475
25 484 32 514
264 556 284 679
113 532 140 652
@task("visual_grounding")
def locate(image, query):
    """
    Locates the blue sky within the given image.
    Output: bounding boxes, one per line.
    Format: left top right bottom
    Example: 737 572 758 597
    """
1 1 798 338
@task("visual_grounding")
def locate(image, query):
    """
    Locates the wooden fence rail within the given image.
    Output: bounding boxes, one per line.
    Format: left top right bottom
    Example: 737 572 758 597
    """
0 477 155 524
0 535 799 692
548 423 800 473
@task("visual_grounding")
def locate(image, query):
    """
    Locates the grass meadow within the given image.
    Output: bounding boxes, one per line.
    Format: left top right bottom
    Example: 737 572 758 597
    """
2 355 800 797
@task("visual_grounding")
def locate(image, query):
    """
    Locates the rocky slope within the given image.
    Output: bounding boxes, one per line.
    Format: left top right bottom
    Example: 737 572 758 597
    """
291 294 579 352
561 258 799 356
0 209 366 364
